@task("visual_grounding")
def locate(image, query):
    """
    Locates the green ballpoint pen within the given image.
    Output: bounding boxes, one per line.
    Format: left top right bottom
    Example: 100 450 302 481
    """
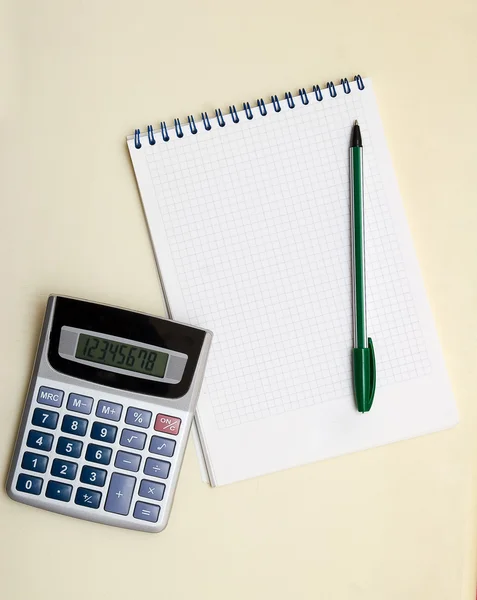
350 120 376 412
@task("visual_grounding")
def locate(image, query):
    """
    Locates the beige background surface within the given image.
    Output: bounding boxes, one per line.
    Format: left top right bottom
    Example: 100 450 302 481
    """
1 1 477 598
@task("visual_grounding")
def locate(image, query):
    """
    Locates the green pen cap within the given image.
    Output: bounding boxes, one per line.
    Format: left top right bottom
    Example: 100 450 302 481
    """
352 338 376 413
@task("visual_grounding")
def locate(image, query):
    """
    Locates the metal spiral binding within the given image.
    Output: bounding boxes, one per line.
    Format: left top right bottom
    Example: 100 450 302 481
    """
271 95 281 112
174 119 184 138
313 84 323 101
299 88 309 105
341 78 351 94
215 108 225 127
201 112 211 131
229 105 239 123
147 125 156 145
285 92 295 109
160 122 169 142
257 98 267 116
188 115 197 134
243 102 253 120
355 74 364 90
327 81 337 98
134 74 365 147
134 129 141 149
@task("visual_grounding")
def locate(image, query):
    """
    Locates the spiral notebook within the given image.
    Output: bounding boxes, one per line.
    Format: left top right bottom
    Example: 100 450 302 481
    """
127 76 458 486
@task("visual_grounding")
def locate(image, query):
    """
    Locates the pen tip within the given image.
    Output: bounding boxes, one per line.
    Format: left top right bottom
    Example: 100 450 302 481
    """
354 119 359 126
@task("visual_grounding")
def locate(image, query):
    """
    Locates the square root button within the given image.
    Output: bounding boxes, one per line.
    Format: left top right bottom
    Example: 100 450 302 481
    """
154 413 181 435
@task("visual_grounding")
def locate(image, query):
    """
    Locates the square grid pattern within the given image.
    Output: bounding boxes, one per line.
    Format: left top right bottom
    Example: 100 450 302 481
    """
143 86 430 429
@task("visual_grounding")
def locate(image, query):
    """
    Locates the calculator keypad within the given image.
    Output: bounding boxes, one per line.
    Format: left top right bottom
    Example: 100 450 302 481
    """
15 384 183 529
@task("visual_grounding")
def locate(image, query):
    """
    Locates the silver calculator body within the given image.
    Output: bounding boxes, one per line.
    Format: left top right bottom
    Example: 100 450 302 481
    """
6 296 212 533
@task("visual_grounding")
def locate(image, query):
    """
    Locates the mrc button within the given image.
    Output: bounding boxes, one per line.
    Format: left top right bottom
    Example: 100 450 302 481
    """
154 414 181 435
37 386 64 408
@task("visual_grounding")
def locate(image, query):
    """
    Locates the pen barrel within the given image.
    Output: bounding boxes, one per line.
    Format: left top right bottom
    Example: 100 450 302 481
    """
350 146 367 349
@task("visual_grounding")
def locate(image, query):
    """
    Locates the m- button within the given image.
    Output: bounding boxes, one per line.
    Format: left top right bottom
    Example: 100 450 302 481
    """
67 393 93 415
37 386 64 408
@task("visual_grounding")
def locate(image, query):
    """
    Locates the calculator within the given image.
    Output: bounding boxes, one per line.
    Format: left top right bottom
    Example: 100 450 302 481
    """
6 296 212 532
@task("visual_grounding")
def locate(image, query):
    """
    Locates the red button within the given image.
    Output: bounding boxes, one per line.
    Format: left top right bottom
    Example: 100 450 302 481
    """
154 414 181 435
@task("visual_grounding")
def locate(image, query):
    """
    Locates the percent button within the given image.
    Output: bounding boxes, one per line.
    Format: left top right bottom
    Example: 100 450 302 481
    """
125 407 152 429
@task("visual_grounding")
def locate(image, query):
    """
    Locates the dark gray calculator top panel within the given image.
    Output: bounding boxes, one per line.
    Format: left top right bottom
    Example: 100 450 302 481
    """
47 297 206 399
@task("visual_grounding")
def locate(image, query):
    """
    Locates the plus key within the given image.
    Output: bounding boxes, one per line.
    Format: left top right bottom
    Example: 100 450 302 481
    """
154 414 181 435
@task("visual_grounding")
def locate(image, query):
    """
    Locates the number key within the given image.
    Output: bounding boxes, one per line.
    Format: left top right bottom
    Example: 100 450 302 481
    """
16 473 43 495
51 458 77 480
85 443 112 465
61 415 88 437
56 436 83 458
27 430 53 451
21 451 48 474
32 408 58 430
90 422 117 443
80 466 107 487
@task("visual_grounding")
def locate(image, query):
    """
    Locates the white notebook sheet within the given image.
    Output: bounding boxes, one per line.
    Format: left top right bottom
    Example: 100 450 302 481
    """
127 77 458 486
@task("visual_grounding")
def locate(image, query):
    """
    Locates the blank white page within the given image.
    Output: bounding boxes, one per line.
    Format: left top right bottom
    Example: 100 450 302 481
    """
128 78 457 486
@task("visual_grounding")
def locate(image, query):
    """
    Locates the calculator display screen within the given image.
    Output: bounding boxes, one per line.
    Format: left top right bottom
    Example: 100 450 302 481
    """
75 334 169 378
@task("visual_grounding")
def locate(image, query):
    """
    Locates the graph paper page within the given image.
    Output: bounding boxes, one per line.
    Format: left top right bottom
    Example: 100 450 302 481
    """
128 78 457 485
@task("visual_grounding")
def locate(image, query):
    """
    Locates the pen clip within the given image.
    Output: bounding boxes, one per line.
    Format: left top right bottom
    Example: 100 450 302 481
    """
366 337 376 411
